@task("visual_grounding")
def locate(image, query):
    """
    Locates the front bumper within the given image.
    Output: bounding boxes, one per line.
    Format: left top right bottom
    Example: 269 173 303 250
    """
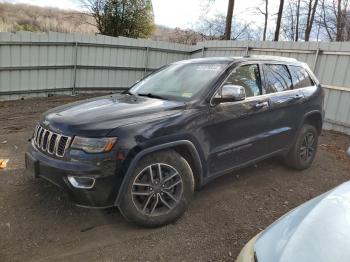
25 141 120 208
236 233 261 262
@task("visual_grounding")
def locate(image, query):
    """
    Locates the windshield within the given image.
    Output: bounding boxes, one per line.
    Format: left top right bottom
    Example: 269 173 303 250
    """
129 62 227 101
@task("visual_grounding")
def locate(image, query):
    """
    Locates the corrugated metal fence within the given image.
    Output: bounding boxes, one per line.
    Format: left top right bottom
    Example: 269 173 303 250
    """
0 32 349 134
0 31 192 99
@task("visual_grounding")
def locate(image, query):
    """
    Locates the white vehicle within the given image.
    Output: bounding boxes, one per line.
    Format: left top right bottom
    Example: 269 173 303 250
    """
237 170 350 262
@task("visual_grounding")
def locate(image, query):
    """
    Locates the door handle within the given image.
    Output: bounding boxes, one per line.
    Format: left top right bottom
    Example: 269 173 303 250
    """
294 94 303 100
254 101 269 109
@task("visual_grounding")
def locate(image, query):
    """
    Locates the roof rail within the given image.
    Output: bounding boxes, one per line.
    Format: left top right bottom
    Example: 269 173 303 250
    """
243 55 297 62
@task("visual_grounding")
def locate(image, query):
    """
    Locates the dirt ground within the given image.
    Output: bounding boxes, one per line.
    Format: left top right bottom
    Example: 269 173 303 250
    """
0 94 349 262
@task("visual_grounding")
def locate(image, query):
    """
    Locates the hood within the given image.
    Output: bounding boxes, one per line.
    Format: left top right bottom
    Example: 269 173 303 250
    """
41 94 185 137
254 181 350 262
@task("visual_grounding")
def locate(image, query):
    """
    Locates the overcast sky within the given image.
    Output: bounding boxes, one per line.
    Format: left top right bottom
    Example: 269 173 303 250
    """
1 0 280 30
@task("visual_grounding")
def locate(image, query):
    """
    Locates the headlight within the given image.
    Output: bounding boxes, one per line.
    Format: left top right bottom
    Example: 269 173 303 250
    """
71 136 117 153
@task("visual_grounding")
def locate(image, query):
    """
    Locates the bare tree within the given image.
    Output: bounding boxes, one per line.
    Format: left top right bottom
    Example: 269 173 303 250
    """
295 0 301 40
281 0 296 40
336 0 343 40
281 0 324 41
257 0 269 40
318 0 335 40
274 0 285 41
304 0 319 41
316 0 350 41
335 0 350 40
197 14 261 41
224 0 235 39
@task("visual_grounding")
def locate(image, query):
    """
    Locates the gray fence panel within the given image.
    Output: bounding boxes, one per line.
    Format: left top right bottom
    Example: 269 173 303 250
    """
0 32 349 134
323 87 350 134
0 32 192 97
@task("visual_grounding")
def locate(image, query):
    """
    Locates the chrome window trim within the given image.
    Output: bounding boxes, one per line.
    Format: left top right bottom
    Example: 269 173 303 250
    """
210 61 317 107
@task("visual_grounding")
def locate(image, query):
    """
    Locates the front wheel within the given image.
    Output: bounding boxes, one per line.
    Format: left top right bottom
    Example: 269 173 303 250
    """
284 124 319 170
118 150 194 227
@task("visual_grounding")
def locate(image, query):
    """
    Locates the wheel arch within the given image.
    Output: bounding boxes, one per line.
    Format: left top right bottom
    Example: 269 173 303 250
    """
114 140 203 206
302 110 323 135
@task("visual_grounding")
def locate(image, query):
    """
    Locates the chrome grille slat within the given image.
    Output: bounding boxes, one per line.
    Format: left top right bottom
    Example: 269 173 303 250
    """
35 126 41 144
33 124 71 157
33 125 39 142
38 128 45 148
42 130 49 150
57 136 67 157
55 134 62 155
48 133 57 154
47 132 53 154
64 137 72 152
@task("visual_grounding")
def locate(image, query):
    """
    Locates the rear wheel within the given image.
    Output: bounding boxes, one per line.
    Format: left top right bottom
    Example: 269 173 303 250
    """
284 124 318 170
119 150 194 227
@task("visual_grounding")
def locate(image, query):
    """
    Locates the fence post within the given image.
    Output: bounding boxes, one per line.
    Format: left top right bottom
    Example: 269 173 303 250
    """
72 42 78 95
144 46 150 77
313 47 320 73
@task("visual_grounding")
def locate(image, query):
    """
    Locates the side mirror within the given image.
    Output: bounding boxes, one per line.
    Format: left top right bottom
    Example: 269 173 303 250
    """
213 84 246 104
347 147 350 157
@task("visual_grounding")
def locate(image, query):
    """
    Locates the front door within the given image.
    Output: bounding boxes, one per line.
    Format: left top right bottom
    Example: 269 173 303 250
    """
205 63 274 176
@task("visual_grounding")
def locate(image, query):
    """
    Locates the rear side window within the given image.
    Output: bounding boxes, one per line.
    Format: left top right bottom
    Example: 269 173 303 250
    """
262 64 293 94
288 65 314 88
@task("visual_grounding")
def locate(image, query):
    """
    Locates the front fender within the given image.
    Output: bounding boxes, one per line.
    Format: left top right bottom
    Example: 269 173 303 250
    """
114 140 203 206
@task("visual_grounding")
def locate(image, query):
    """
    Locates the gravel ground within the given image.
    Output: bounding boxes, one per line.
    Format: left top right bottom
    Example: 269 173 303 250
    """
0 94 349 262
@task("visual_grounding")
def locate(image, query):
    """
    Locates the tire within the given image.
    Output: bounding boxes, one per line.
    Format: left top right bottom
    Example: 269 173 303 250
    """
118 150 195 227
284 124 319 170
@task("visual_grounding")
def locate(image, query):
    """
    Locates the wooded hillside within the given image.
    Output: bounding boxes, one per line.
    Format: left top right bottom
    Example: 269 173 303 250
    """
0 3 96 34
0 2 203 44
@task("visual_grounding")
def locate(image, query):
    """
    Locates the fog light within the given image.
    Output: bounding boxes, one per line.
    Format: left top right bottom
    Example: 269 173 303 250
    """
67 176 95 189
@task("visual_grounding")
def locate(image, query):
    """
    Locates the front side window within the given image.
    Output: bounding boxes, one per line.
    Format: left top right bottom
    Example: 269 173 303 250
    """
288 65 314 89
224 64 261 97
130 62 227 101
262 64 293 94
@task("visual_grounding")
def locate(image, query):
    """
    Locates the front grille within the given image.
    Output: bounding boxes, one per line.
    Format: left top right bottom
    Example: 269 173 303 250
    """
33 125 71 157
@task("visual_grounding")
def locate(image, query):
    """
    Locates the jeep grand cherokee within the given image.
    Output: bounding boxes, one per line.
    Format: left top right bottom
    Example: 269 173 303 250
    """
25 56 324 227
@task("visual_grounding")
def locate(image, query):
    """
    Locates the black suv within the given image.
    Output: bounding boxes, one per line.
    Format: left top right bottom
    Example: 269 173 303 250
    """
26 56 324 227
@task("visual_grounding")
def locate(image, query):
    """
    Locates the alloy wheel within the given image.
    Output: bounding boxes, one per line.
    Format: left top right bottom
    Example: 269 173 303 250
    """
131 163 183 216
300 132 315 162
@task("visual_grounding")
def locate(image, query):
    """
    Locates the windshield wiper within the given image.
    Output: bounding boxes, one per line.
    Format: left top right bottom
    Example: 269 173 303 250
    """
137 93 168 100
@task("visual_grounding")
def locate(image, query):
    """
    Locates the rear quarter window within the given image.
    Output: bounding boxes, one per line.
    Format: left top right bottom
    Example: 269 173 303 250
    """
288 65 314 88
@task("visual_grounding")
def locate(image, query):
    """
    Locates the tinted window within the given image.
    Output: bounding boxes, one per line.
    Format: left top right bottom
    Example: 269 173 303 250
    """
288 65 314 88
262 64 293 94
224 64 261 97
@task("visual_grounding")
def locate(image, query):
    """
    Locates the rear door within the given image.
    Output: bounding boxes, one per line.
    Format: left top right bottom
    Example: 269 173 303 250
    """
288 64 317 104
261 63 305 152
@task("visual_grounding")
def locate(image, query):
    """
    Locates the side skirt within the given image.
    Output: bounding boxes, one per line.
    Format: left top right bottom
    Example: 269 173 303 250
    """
202 148 287 186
